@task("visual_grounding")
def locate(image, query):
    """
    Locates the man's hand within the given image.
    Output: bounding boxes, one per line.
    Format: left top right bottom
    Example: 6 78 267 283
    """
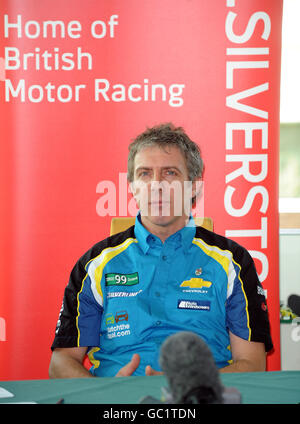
145 365 164 376
115 354 164 377
115 353 141 377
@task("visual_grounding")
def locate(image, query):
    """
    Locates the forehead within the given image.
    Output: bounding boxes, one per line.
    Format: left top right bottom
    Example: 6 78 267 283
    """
134 145 187 169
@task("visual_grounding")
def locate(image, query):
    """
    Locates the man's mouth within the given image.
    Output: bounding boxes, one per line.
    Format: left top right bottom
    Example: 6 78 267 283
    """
149 201 170 206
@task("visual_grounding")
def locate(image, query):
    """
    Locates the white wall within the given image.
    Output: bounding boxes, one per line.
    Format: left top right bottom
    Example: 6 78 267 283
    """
279 231 300 303
279 231 300 370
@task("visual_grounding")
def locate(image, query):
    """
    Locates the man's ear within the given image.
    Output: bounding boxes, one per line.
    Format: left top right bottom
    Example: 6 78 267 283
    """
192 178 203 201
128 181 135 196
128 180 141 216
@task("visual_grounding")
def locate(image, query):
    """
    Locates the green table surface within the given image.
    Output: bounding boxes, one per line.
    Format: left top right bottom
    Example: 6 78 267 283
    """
0 371 299 404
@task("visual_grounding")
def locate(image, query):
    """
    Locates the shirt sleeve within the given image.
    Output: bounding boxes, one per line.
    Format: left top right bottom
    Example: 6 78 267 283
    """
225 245 273 352
51 255 103 350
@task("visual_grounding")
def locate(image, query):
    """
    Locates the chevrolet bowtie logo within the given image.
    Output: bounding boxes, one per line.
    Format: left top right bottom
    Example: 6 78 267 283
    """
180 278 212 289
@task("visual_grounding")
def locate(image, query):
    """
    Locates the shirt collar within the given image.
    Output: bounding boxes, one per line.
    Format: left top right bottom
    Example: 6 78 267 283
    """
134 212 196 254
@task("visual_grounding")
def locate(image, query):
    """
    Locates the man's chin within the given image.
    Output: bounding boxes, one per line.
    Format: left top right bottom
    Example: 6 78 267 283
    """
141 213 178 228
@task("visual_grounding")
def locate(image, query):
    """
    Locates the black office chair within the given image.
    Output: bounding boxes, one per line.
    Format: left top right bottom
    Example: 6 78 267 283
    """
288 294 300 317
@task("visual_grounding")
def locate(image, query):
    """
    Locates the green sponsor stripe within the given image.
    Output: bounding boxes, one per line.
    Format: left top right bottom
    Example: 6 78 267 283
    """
105 272 139 286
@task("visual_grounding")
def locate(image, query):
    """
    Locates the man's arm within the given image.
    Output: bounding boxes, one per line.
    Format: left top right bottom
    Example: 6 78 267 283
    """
49 348 143 378
49 347 93 378
146 331 266 376
219 331 266 373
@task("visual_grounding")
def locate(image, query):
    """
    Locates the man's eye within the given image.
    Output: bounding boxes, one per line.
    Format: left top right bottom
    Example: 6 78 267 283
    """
166 170 176 176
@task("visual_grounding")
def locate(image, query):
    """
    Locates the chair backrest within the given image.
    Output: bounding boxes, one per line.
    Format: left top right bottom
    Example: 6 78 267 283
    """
110 217 213 236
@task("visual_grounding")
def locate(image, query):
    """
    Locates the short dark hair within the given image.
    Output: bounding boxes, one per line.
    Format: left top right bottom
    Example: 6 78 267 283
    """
127 123 204 183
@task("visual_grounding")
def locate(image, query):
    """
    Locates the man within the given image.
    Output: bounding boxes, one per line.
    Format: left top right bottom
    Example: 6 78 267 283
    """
49 123 273 378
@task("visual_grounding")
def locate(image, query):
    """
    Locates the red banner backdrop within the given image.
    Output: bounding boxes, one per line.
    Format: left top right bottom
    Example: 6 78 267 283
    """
0 0 282 380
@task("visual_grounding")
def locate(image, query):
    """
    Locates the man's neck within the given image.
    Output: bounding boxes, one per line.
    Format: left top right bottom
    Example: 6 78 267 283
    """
140 215 190 243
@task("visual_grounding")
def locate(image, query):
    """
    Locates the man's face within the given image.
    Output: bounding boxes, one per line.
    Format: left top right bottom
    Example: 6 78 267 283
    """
131 145 194 228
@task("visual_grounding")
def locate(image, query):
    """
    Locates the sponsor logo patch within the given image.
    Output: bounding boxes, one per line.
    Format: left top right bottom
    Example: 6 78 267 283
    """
106 323 131 339
105 272 139 286
105 310 131 339
107 289 142 299
257 285 266 297
177 299 211 311
180 278 212 289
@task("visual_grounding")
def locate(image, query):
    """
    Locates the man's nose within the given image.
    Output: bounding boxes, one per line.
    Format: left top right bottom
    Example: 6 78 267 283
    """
151 171 168 189
152 169 162 183
149 170 163 191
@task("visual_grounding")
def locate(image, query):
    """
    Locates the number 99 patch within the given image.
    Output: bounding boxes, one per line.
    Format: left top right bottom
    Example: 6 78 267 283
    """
105 272 139 286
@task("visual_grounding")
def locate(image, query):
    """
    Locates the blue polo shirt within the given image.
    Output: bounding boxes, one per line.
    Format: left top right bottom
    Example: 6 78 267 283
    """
52 214 273 376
